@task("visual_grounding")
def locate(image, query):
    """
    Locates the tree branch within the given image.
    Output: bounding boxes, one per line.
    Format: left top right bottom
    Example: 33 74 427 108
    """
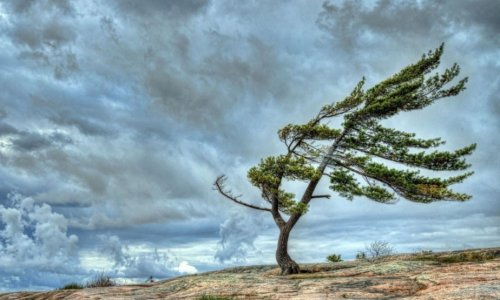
214 176 272 212
286 129 351 229
311 194 331 199
271 194 286 229
327 158 408 199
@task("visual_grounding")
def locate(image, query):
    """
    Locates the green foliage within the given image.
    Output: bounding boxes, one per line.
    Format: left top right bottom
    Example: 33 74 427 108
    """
329 169 394 203
58 282 84 290
247 155 319 214
319 45 474 203
320 77 366 118
326 253 343 263
346 44 467 125
288 202 309 215
248 156 320 188
279 123 342 142
355 161 471 202
355 251 367 261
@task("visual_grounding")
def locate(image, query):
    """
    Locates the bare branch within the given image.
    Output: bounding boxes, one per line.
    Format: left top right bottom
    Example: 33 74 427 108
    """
214 175 272 212
311 194 331 199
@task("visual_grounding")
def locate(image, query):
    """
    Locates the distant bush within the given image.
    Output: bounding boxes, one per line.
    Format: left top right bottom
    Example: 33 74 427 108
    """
59 282 84 290
365 241 393 260
326 253 343 263
355 251 367 261
57 274 116 290
85 273 116 288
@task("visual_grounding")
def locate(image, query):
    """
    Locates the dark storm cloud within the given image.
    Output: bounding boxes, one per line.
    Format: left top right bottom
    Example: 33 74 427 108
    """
49 114 114 137
3 0 74 15
0 119 72 152
317 0 500 50
112 0 209 18
2 138 218 224
11 132 63 151
449 0 500 37
10 18 75 49
0 121 18 136
2 0 79 80
143 34 293 130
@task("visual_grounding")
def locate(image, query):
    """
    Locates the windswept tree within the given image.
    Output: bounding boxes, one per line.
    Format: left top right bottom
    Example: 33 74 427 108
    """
214 45 475 275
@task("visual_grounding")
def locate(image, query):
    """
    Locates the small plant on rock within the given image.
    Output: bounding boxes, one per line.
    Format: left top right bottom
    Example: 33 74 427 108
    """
365 241 393 260
59 282 84 290
326 253 343 263
355 251 367 261
85 273 116 288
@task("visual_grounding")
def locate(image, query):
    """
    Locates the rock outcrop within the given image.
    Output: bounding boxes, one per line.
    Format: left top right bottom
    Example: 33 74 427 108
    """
1 248 499 299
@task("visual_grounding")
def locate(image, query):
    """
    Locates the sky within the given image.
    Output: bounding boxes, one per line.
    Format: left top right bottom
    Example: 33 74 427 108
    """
0 0 499 291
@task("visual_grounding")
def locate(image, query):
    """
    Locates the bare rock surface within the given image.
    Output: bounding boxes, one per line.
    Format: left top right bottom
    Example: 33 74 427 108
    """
2 248 499 299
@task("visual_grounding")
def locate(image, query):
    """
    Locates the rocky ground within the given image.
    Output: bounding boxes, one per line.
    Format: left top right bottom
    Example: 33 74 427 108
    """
1 248 499 299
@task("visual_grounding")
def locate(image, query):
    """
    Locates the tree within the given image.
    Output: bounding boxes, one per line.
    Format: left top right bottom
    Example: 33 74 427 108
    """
214 44 475 275
365 241 393 260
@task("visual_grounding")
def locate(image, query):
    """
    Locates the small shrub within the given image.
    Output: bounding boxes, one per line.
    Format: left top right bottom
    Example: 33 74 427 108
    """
85 273 116 288
59 282 84 290
365 241 393 260
326 253 343 263
355 251 367 261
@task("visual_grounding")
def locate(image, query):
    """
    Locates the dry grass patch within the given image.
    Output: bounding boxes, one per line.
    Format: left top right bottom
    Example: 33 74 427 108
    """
413 249 499 264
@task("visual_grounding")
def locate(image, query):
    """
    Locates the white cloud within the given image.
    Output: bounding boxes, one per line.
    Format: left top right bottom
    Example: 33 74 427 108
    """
177 261 198 274
0 193 82 290
215 212 267 264
95 235 188 281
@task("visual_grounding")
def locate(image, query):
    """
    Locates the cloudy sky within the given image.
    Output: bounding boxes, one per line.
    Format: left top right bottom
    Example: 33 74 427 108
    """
0 0 499 291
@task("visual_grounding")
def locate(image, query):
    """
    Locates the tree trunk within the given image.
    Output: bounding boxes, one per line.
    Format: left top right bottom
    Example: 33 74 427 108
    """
276 226 300 275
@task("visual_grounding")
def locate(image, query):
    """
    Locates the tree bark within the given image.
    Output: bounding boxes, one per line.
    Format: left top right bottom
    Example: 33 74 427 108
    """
276 225 300 275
